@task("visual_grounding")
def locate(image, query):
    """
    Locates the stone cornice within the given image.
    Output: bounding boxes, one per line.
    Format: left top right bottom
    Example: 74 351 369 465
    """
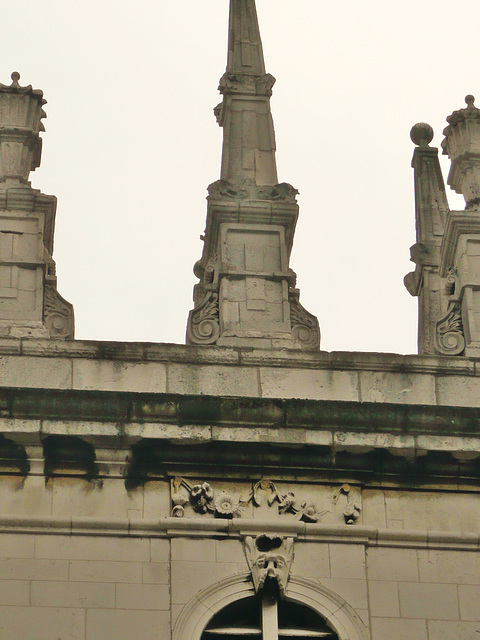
0 337 476 376
2 387 480 437
3 387 480 484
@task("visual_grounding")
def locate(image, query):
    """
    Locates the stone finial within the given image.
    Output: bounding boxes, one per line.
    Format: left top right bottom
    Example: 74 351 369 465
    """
442 95 480 207
0 72 74 340
410 122 434 148
0 71 47 184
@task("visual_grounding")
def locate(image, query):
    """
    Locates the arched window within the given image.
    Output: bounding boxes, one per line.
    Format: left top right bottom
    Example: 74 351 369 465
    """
201 591 339 639
173 573 368 640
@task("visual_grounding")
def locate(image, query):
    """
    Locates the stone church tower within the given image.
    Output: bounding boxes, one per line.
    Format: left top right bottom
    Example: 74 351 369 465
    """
0 2 480 640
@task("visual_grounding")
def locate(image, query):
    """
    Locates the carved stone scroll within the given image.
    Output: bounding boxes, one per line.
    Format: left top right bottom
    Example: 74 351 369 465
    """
290 295 320 350
186 291 220 345
434 302 465 356
43 284 75 340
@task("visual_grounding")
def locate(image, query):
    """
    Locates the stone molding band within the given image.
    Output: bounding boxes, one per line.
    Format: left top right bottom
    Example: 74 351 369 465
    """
1 514 479 550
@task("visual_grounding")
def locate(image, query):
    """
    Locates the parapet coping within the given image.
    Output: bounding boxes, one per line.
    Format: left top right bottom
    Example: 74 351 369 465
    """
1 514 478 551
0 337 478 376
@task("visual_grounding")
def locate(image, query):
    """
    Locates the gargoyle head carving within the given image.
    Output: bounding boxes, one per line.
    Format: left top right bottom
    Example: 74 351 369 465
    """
244 534 294 597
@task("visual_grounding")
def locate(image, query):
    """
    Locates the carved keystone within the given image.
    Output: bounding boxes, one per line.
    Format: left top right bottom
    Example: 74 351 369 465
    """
244 534 294 597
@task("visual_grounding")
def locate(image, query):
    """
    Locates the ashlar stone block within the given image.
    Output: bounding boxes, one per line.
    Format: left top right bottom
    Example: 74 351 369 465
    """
368 580 400 617
86 609 169 640
398 582 459 619
329 543 366 580
367 547 419 582
116 583 169 610
0 606 85 640
259 367 359 401
68 560 142 584
72 359 166 393
459 585 480 621
418 549 480 584
0 579 29 605
31 580 115 609
292 542 330 579
427 620 480 640
371 617 427 640
35 534 150 562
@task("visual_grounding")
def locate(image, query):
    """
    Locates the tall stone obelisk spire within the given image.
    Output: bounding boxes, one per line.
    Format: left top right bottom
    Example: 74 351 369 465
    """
186 0 319 350
219 0 277 186
0 72 74 339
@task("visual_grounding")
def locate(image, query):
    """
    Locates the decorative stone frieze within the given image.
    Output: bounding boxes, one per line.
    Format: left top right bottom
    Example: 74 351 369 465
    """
170 477 361 524
0 72 74 339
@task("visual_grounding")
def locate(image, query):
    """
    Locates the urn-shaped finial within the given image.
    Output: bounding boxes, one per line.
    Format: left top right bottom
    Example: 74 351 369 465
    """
442 95 480 207
0 72 47 184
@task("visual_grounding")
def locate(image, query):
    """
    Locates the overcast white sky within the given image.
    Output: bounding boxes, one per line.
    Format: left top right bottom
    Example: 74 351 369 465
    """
1 0 476 353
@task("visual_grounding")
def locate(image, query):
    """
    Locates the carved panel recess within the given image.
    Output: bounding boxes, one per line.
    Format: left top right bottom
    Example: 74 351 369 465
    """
171 478 361 525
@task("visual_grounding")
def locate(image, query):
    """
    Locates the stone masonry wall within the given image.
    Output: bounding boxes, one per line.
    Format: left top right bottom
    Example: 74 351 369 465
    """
0 531 479 640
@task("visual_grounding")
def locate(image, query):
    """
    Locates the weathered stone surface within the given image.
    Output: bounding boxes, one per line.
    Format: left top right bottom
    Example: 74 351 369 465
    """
0 73 74 340
186 0 319 350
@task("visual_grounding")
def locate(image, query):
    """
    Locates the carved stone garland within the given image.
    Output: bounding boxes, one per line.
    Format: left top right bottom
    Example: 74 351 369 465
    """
171 478 360 525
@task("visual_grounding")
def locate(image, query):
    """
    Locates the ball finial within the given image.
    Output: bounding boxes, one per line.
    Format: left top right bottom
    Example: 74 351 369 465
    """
10 71 20 84
465 94 475 108
410 122 434 147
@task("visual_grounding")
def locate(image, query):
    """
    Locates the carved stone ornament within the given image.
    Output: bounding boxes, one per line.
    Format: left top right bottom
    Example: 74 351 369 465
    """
186 291 220 345
434 301 465 356
0 72 46 184
289 293 321 350
442 95 480 207
244 535 294 597
171 478 241 519
218 72 276 97
171 478 361 525
43 284 75 340
207 180 298 203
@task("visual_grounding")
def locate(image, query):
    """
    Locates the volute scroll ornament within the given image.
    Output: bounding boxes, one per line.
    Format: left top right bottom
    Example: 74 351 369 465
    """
434 302 465 356
434 268 465 356
289 293 320 350
43 284 75 340
186 291 220 345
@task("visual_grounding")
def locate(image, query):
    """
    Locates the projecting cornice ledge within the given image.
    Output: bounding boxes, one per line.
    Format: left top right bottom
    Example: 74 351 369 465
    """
1 387 480 483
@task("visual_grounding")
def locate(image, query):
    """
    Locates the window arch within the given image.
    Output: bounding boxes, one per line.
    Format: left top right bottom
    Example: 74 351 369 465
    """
201 593 339 639
173 573 368 640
